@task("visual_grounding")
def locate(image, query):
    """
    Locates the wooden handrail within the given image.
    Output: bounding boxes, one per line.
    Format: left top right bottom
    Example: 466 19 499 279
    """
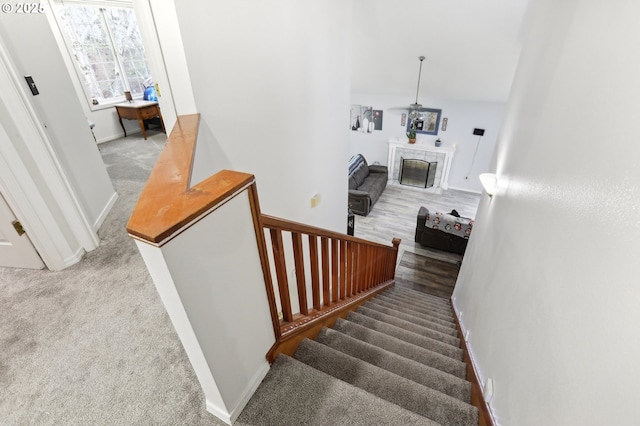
126 113 402 365
261 215 397 249
261 214 401 361
126 114 254 245
127 113 282 343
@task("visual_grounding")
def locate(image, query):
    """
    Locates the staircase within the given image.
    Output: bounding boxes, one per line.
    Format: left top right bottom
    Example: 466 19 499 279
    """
236 284 478 426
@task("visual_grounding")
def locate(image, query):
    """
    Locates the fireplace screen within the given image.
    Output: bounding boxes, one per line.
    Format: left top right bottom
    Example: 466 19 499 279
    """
399 158 437 188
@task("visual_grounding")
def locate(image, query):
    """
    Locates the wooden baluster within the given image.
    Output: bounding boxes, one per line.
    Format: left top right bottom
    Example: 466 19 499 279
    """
360 244 367 292
359 244 366 291
308 235 321 311
331 238 339 303
372 249 379 286
270 228 293 322
321 237 330 306
340 239 347 299
346 241 354 296
367 245 374 289
291 232 308 315
352 243 358 293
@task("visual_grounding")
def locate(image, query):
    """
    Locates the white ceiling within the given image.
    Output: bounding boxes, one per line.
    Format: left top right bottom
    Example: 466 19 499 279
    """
351 0 532 103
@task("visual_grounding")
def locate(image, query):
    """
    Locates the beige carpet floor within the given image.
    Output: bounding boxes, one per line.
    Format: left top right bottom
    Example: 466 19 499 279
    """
0 132 224 425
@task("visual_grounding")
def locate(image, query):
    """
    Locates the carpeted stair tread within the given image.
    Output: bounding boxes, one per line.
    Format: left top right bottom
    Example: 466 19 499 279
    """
392 285 453 305
364 301 458 336
383 291 454 315
332 318 466 378
316 327 471 402
392 286 452 302
382 290 454 313
377 294 455 322
293 339 478 426
237 355 439 426
388 289 453 310
356 306 460 347
379 291 454 316
367 298 458 330
346 312 464 361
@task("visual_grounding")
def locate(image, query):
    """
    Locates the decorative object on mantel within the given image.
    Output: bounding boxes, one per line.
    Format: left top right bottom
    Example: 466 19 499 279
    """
435 138 442 147
406 129 417 144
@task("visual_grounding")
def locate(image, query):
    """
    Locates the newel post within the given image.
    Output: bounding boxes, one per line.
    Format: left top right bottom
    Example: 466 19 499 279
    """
392 237 402 275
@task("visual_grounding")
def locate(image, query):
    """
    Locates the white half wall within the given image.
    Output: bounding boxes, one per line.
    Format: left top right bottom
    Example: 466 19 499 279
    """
349 94 505 193
453 0 640 424
134 189 275 425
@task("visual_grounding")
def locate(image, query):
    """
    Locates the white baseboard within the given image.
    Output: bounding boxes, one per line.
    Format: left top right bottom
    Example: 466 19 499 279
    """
451 300 497 425
93 191 119 231
205 400 232 425
96 128 143 144
205 360 271 425
63 246 86 268
448 185 482 195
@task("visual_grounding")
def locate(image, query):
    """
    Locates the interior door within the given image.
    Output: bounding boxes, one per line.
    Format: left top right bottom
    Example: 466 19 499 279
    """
0 192 44 269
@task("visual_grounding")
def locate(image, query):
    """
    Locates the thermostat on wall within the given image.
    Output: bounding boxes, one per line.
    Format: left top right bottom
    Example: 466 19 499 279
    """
24 75 39 96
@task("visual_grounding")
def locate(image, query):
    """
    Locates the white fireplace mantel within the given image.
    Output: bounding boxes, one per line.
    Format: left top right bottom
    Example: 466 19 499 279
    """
387 140 456 192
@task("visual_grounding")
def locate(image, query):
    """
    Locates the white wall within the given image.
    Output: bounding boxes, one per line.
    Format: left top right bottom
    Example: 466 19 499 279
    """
171 0 352 233
135 189 274 424
453 0 640 424
350 94 504 193
0 12 116 231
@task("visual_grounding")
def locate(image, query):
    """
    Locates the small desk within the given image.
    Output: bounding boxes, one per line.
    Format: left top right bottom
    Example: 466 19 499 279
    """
115 101 166 140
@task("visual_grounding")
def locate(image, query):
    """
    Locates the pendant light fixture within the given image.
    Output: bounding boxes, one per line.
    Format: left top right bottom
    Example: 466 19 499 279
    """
408 56 426 122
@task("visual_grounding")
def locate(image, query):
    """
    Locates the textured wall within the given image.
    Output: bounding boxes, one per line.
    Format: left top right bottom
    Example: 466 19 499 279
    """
453 0 640 424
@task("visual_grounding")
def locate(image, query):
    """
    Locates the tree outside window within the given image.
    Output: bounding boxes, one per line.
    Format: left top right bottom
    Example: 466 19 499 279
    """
55 3 151 106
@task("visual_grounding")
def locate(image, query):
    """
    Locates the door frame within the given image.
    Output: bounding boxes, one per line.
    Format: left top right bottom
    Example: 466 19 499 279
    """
0 34 99 271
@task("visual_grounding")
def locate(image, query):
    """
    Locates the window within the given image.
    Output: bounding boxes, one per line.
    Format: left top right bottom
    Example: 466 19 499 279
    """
53 2 151 107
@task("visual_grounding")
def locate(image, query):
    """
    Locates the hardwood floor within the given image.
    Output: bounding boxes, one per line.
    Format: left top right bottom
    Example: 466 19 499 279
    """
395 251 460 299
353 183 481 298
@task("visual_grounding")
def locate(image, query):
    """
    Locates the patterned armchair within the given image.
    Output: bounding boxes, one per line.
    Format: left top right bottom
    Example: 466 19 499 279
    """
415 207 473 255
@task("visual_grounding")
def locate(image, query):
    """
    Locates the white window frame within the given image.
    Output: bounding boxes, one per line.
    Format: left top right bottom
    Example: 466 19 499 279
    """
48 0 151 110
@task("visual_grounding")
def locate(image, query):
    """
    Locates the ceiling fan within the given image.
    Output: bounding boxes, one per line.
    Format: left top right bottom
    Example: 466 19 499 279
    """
408 55 426 120
390 55 427 121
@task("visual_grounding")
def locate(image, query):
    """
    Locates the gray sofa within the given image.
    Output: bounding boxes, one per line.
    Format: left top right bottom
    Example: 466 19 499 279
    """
348 154 388 216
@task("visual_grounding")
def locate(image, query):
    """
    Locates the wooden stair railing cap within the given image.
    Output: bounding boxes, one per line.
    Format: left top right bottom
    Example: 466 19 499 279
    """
127 114 254 245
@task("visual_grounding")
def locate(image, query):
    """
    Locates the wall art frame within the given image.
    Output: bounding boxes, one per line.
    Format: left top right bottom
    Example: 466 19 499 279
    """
406 108 442 135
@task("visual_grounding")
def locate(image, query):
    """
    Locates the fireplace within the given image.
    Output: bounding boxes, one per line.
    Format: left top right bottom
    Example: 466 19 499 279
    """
399 158 437 188
387 141 456 193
